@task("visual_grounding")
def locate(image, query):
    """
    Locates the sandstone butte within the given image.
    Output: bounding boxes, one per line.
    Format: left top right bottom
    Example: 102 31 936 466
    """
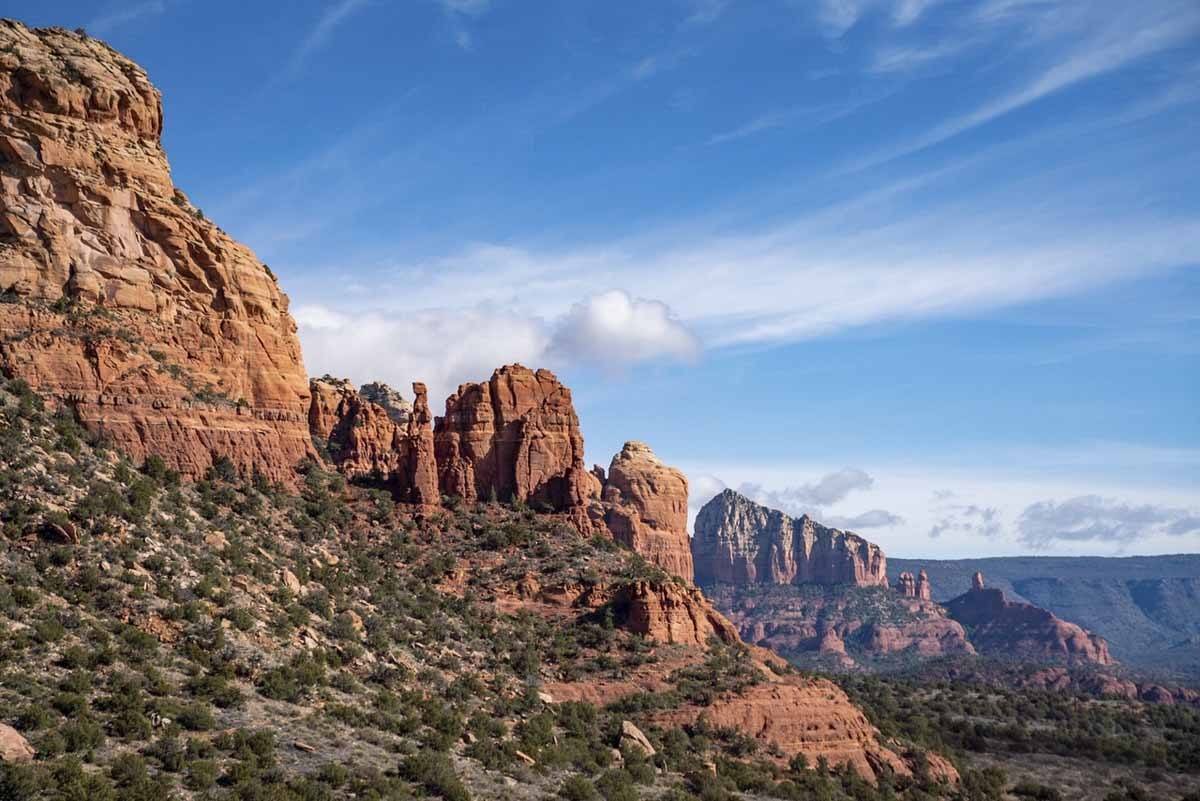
0 21 314 484
944 572 1114 666
0 22 961 784
693 489 889 587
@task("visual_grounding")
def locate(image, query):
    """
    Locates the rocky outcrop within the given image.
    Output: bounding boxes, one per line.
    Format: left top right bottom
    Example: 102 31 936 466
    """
611 579 740 647
602 441 693 582
0 21 313 483
358 381 411 424
308 377 437 504
944 575 1113 666
896 569 933 600
652 678 957 785
693 490 888 588
434 365 598 510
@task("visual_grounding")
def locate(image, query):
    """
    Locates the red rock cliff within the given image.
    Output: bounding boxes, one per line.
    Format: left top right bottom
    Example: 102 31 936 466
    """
602 441 694 582
693 489 888 588
0 21 313 483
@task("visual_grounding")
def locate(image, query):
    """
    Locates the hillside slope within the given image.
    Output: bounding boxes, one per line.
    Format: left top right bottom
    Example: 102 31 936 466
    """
0 377 962 800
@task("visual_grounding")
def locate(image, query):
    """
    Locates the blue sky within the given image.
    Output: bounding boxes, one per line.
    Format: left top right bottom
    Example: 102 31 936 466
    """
17 0 1200 558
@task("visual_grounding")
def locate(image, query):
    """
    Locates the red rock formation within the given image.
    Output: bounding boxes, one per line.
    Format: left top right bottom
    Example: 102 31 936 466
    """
652 678 956 785
0 21 313 483
602 441 694 581
307 377 437 504
612 579 740 646
693 490 888 587
916 569 932 601
944 576 1113 666
434 365 598 510
896 571 917 597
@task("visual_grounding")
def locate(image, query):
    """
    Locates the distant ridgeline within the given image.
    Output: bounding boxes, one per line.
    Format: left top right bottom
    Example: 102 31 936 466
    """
892 555 1200 677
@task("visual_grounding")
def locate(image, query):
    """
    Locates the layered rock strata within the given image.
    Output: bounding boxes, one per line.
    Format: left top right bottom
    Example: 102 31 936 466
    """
0 21 313 483
693 489 888 587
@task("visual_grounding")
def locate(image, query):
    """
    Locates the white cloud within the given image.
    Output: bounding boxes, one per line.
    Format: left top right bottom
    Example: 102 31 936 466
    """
1017 496 1200 548
734 468 876 517
679 457 1200 558
296 289 697 408
685 0 731 25
892 0 941 26
295 304 548 410
929 503 1002 539
549 290 700 369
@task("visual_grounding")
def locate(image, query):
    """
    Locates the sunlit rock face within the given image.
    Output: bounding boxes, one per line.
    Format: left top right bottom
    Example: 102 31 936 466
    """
0 20 314 483
693 489 889 588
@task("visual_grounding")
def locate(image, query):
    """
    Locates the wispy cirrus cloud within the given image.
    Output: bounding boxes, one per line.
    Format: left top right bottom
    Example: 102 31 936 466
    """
848 1 1200 170
284 0 373 76
87 0 167 36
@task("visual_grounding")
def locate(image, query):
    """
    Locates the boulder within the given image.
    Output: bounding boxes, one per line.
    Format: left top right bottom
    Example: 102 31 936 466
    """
0 723 34 763
619 721 656 756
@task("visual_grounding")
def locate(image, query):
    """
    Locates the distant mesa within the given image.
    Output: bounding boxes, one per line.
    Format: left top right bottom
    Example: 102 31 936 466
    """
692 489 888 588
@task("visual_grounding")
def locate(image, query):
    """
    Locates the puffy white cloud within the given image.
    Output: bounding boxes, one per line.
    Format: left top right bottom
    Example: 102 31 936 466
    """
549 290 699 370
295 288 697 409
1017 495 1200 548
295 304 548 410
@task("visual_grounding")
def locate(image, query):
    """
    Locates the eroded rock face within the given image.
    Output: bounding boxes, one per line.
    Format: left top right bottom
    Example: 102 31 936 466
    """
434 364 597 510
693 490 888 587
0 722 34 763
652 678 953 785
308 377 437 504
602 441 693 582
0 21 313 483
944 579 1113 666
612 579 740 647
